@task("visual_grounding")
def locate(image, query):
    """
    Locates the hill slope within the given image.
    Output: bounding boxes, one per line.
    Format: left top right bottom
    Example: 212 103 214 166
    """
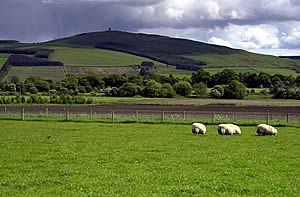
50 30 297 72
1 31 299 81
50 31 241 68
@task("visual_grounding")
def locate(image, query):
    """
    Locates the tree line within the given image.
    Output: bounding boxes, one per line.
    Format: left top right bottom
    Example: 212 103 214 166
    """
1 69 300 100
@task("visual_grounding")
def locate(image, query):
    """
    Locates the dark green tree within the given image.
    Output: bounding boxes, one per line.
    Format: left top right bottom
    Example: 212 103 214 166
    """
119 82 140 97
173 81 192 97
193 82 208 98
161 83 176 98
142 80 161 97
224 80 247 99
191 68 211 85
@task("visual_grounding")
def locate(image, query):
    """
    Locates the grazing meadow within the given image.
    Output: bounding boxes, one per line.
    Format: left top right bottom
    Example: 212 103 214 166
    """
0 54 9 68
48 46 159 67
0 120 299 196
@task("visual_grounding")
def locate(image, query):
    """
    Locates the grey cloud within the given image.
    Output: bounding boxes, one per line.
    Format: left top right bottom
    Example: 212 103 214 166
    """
0 0 299 53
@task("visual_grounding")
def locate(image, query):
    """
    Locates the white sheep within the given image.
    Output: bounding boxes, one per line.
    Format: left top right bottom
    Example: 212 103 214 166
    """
256 124 278 136
218 124 241 135
192 123 207 134
227 124 242 135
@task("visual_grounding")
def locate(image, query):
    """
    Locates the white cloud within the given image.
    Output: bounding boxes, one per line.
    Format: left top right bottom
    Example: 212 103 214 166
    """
208 37 233 48
208 24 280 50
280 21 300 49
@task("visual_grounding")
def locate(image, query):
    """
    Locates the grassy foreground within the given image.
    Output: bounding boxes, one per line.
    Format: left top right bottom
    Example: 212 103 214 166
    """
0 121 299 196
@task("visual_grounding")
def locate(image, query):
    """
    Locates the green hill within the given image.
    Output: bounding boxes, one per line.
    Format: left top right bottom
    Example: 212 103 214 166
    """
0 31 299 81
50 30 298 74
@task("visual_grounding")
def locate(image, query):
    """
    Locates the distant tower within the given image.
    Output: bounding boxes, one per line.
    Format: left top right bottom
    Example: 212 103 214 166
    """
108 28 112 32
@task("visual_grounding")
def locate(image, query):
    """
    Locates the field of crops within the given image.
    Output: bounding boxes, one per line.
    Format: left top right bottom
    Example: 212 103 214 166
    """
0 120 299 196
3 66 66 82
48 46 159 67
65 65 138 77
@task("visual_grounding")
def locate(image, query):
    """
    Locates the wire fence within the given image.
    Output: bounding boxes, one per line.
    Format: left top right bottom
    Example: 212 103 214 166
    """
0 107 299 125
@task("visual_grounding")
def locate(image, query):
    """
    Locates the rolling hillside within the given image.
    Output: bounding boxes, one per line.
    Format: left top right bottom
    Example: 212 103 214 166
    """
50 30 298 74
0 30 299 81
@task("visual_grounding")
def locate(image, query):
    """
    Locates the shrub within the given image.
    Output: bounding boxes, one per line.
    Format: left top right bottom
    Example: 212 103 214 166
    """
173 81 192 97
210 85 224 98
29 87 38 94
119 82 140 97
224 80 247 99
142 80 162 98
105 87 119 97
193 82 208 98
161 83 176 98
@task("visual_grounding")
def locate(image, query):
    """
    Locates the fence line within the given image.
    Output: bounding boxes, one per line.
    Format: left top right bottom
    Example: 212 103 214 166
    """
0 107 299 124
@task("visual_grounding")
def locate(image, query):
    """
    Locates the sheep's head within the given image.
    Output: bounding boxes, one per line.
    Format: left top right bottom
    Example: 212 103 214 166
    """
194 127 200 134
272 128 278 136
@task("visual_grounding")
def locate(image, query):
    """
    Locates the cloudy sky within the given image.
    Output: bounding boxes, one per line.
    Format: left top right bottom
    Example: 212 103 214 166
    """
1 0 300 56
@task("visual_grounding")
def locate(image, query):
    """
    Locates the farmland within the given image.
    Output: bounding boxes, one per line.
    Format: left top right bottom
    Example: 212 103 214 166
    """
65 65 138 76
1 31 300 79
185 52 299 76
48 46 160 67
3 66 66 82
0 120 299 196
0 54 9 68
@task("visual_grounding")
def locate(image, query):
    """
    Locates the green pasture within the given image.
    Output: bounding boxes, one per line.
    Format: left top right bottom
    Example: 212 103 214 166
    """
0 54 9 68
186 52 299 76
185 51 294 68
3 66 66 82
48 46 159 67
0 120 299 196
204 67 299 76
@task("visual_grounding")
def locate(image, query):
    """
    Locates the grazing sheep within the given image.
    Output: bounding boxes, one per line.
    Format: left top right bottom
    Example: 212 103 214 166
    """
192 123 206 134
227 124 242 135
218 124 241 135
257 124 278 136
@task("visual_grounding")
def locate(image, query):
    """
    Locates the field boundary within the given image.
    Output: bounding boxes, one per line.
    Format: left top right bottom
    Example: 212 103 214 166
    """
1 107 299 127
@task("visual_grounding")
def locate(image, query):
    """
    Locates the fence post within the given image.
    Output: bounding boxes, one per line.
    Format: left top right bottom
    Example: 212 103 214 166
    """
45 108 48 116
65 109 69 121
212 112 215 124
136 110 139 119
4 107 7 114
287 113 289 123
161 111 165 123
183 111 186 120
235 112 238 121
90 109 93 118
266 113 270 125
112 110 115 123
21 108 25 121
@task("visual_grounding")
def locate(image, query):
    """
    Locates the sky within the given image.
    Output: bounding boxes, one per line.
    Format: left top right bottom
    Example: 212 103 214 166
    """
1 0 300 56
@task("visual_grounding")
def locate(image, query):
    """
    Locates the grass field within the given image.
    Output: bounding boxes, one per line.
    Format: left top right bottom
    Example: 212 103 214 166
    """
0 54 9 68
204 66 299 76
48 46 160 67
186 52 300 76
0 121 299 196
3 66 66 82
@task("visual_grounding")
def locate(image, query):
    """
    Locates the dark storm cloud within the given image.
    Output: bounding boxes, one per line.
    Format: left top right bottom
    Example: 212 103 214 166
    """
0 0 299 53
